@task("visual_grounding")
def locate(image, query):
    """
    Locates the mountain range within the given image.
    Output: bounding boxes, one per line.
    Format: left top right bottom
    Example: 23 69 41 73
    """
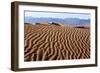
25 17 90 26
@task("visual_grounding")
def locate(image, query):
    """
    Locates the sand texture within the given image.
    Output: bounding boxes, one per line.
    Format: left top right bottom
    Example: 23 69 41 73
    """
24 24 90 61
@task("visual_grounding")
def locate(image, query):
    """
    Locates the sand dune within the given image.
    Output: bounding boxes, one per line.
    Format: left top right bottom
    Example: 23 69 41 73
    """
24 23 90 61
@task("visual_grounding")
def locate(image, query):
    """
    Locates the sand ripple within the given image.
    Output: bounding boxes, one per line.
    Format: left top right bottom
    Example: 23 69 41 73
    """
24 24 90 61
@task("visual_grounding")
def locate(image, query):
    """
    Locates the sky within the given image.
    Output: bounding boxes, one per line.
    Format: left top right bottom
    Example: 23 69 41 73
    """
24 11 90 19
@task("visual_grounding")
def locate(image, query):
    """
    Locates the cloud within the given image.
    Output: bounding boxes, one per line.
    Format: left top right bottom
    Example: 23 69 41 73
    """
25 11 90 19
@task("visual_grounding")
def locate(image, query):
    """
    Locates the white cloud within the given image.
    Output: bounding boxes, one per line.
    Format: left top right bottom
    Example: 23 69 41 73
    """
25 11 90 19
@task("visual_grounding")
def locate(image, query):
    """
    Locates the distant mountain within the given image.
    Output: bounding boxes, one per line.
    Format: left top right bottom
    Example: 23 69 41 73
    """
25 17 90 26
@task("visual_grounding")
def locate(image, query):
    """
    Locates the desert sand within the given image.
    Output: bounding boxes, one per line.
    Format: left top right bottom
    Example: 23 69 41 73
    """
24 23 90 61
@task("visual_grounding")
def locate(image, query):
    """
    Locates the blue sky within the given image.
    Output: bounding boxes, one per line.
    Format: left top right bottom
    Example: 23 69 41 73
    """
24 11 90 19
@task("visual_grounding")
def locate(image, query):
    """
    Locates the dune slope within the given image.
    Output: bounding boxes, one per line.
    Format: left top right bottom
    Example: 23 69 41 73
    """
24 24 90 61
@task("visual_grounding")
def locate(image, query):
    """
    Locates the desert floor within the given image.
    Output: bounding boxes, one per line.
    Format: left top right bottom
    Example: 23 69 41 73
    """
24 23 90 61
